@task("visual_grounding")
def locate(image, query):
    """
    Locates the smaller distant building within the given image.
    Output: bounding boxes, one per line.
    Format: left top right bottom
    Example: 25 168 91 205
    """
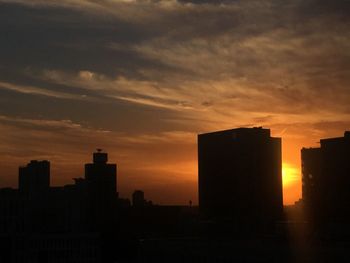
132 190 145 207
18 160 50 195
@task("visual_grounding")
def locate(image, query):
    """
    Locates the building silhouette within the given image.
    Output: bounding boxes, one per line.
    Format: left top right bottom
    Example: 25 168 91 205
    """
302 131 350 223
301 147 321 220
18 160 50 195
85 149 117 197
84 149 118 232
0 151 121 262
198 127 283 227
132 190 145 207
3 139 350 261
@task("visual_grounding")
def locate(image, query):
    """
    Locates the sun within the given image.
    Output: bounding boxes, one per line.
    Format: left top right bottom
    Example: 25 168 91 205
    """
282 163 300 187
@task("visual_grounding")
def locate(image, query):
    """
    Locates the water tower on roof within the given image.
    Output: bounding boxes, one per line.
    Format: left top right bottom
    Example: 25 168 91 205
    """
93 148 108 164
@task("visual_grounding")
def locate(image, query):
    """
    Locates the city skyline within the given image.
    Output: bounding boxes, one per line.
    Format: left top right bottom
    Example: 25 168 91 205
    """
2 130 350 262
1 0 349 205
1 128 345 206
0 127 347 205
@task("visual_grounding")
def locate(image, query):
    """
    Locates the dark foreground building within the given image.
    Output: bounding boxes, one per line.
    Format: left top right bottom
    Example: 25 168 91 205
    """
198 127 283 228
18 160 50 195
301 147 321 220
0 151 120 263
302 131 350 223
85 149 117 197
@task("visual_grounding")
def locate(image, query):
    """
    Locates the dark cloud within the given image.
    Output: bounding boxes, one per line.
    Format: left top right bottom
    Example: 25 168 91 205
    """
1 0 349 127
1 0 348 86
0 2 185 80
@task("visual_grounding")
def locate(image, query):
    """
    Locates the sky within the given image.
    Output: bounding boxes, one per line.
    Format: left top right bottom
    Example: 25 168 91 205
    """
0 0 349 205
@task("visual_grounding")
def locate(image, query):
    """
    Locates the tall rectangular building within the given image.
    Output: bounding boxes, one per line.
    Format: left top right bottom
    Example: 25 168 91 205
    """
85 150 117 196
302 131 350 222
198 127 283 224
84 150 117 229
18 160 50 194
301 147 321 215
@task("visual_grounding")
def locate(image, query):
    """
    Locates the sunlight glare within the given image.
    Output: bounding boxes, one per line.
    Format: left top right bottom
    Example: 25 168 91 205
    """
282 163 300 187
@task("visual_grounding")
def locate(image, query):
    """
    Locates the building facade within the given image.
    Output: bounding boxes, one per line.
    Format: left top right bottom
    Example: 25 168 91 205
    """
198 127 283 226
18 160 50 195
84 150 118 229
302 131 350 222
85 149 117 197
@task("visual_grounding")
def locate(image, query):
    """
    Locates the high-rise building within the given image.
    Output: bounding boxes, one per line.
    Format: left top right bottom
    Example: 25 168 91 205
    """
84 149 117 230
301 147 321 214
302 131 350 222
198 127 283 225
85 149 117 197
18 160 50 194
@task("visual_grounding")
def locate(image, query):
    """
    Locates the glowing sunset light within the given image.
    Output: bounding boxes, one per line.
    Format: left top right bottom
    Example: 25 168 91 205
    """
282 162 301 204
282 163 300 188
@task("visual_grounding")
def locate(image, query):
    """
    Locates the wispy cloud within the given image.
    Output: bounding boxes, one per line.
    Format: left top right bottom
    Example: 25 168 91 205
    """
0 81 83 100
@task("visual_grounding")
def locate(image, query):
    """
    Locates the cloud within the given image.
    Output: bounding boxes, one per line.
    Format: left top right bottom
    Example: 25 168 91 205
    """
0 81 84 100
1 0 349 133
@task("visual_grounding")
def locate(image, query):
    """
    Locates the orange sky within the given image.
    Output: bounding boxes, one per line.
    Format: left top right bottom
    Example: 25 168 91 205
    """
0 119 345 205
